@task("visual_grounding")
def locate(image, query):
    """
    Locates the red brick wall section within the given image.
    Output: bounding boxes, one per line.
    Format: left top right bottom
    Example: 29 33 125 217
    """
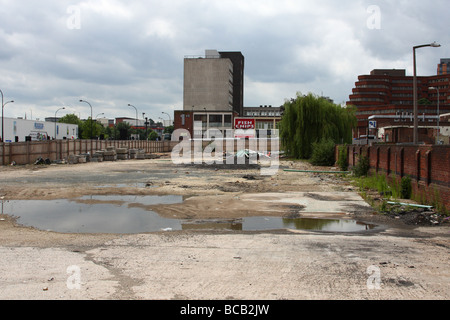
174 111 194 137
337 144 450 210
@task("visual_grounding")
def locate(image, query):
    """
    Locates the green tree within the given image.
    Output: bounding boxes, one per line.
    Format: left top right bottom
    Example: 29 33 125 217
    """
310 139 336 166
279 93 356 159
79 118 105 139
148 130 159 141
337 145 349 171
164 125 174 134
116 122 131 140
418 98 431 105
59 113 82 125
105 126 114 140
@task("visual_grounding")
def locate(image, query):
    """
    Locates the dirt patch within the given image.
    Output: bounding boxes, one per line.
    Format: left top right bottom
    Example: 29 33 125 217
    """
145 193 308 220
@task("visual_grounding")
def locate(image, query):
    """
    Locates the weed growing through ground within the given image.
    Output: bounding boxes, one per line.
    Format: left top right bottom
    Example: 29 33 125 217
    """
349 173 449 216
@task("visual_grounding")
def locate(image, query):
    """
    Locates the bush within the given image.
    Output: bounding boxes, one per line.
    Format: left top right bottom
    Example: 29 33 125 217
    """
148 131 159 141
401 176 412 199
310 139 336 166
337 145 348 171
353 155 370 177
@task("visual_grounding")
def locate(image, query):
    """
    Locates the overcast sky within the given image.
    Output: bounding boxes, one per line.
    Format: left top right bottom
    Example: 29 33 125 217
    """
0 0 448 122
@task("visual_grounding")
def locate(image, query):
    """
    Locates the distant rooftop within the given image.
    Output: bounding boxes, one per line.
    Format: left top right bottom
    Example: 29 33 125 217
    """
185 49 221 59
370 69 406 77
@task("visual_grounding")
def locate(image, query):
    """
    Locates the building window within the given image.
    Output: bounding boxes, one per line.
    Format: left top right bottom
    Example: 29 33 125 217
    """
194 114 207 122
224 115 232 127
194 114 207 129
209 114 223 127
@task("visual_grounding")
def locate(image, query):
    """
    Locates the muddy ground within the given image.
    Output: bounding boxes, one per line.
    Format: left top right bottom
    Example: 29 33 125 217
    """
0 154 449 301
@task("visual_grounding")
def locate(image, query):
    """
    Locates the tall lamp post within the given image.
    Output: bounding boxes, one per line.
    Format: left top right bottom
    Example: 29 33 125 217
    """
79 100 93 139
143 113 149 140
413 41 440 144
128 104 138 127
1 89 14 142
162 112 171 126
54 107 65 139
128 104 138 140
2 100 14 142
429 86 440 144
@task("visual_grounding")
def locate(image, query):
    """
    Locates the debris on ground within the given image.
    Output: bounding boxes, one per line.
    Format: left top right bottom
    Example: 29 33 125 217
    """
34 157 51 165
380 202 449 226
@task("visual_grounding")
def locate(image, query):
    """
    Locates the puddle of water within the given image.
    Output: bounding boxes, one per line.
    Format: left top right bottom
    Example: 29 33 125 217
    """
181 217 376 232
242 217 377 232
1 197 378 234
78 195 181 205
93 183 159 189
1 196 183 234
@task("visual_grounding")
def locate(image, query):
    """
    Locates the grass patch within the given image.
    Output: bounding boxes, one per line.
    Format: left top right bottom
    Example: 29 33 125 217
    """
349 173 449 216
352 172 400 199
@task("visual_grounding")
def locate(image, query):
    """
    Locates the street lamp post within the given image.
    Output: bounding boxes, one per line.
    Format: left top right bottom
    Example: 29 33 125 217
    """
142 113 149 140
128 104 138 128
2 100 14 142
54 107 65 139
128 104 138 140
1 89 14 142
429 86 440 144
79 100 93 139
162 112 171 126
413 41 440 144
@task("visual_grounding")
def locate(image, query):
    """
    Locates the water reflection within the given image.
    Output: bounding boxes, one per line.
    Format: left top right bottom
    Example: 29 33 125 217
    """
243 217 377 232
1 198 378 234
1 196 183 234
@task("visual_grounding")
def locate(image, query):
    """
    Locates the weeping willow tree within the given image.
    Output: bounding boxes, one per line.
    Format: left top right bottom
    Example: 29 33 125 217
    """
280 93 356 159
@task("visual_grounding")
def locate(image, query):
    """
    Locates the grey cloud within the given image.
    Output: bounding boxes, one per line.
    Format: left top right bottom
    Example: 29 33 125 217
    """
0 0 447 119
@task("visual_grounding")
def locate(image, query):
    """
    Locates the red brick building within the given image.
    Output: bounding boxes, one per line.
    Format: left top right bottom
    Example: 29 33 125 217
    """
438 58 450 75
347 68 450 142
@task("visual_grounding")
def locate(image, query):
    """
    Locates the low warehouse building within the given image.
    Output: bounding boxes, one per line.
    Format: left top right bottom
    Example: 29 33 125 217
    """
0 117 78 142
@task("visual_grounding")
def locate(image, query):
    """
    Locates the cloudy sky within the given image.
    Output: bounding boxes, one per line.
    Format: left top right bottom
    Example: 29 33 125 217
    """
0 0 448 122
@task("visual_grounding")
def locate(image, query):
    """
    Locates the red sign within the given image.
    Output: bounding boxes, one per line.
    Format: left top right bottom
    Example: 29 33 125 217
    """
234 118 255 129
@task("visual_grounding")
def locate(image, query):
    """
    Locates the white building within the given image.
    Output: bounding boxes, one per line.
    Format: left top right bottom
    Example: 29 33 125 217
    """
0 117 78 142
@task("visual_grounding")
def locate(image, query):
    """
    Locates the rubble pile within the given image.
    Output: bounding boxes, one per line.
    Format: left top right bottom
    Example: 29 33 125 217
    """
382 202 449 226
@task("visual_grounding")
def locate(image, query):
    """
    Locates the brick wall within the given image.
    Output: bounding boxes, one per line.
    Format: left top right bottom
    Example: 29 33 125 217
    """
338 144 450 210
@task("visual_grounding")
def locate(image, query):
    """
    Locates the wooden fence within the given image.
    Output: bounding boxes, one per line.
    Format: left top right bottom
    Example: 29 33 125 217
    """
0 140 172 166
0 139 279 165
1 138 279 166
